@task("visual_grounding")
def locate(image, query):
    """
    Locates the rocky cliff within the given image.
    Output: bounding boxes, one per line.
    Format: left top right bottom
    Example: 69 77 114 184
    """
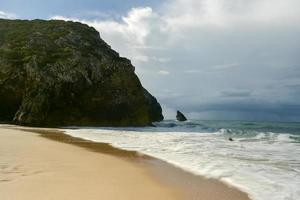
0 19 163 127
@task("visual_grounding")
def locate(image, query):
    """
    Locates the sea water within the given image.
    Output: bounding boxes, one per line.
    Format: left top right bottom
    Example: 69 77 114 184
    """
64 120 300 200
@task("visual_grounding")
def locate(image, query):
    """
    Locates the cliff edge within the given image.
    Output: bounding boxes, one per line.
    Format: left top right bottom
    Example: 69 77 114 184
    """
0 19 163 126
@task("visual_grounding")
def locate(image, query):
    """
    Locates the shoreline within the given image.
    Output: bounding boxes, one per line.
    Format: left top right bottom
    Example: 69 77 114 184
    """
0 125 251 200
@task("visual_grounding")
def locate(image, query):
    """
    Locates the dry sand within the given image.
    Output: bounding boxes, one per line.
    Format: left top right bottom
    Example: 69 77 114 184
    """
0 125 251 200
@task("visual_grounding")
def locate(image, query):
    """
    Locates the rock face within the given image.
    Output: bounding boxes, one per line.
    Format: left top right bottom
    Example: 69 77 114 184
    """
0 19 163 127
176 111 187 121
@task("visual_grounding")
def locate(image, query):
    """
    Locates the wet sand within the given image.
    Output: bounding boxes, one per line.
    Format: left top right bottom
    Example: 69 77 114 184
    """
0 125 251 200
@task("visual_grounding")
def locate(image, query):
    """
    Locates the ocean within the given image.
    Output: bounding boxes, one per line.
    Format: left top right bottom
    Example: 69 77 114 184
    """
64 120 300 200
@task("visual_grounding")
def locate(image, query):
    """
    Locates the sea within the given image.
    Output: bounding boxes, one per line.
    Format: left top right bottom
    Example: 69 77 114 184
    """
64 120 300 200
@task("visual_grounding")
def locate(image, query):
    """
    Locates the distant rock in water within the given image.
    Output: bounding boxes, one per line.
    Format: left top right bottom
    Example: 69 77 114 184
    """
176 111 187 121
0 19 163 127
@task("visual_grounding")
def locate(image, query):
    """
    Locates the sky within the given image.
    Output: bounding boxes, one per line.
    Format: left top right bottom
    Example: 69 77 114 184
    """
1 0 300 121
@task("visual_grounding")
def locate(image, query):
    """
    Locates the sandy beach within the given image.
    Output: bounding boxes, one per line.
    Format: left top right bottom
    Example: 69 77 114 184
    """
0 125 251 200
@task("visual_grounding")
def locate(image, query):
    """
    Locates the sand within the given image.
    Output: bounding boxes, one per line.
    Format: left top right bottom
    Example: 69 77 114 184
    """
0 125 251 200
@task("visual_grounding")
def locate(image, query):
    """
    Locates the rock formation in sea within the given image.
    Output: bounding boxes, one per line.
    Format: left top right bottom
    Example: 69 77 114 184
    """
176 111 187 121
0 19 163 127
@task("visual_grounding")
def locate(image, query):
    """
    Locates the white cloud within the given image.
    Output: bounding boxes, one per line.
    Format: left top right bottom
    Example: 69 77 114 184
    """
158 70 170 75
163 0 300 30
184 69 203 74
0 11 17 19
155 57 171 63
184 62 240 74
52 7 159 66
50 1 300 120
211 62 240 70
50 0 300 67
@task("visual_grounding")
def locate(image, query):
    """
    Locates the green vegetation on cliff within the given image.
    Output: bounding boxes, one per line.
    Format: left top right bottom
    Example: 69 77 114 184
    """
0 19 163 127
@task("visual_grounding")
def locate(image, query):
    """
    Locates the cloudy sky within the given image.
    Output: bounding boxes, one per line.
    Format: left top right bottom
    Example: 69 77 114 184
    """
1 0 300 121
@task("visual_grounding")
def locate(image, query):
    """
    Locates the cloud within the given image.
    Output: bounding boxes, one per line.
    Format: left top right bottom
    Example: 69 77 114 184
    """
285 84 300 89
184 62 240 74
50 1 300 66
161 96 300 122
163 0 300 30
220 90 252 98
50 0 300 121
153 57 171 63
0 11 17 19
183 69 203 74
211 62 240 70
52 7 160 65
157 70 170 75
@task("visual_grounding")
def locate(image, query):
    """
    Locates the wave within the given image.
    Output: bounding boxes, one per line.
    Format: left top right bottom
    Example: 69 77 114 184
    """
63 120 300 200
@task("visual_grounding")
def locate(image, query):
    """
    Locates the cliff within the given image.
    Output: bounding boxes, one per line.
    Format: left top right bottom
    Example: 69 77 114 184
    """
0 19 163 127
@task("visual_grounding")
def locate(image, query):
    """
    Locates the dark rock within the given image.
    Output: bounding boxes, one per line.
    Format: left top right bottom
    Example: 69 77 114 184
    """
229 137 234 141
0 19 163 127
176 110 187 121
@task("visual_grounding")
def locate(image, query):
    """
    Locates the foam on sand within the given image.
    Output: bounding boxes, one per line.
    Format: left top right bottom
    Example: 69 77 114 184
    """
65 123 300 200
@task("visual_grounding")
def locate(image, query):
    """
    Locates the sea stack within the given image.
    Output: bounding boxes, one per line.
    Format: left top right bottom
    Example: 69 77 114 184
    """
176 111 187 121
0 19 163 127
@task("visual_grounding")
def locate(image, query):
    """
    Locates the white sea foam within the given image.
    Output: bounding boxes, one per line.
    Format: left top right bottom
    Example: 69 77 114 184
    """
64 127 300 200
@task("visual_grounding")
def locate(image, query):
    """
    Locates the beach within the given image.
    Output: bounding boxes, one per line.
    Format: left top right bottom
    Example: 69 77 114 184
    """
0 125 250 200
